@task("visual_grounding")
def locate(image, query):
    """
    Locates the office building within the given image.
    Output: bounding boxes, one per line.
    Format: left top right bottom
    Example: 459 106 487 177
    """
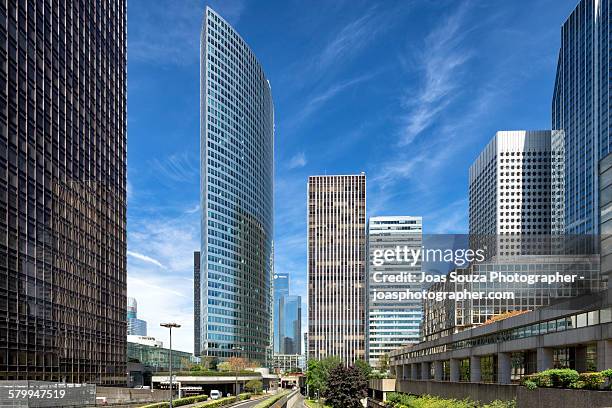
422 256 602 342
279 295 302 355
270 354 304 373
552 0 612 235
0 1 127 384
199 7 274 363
194 251 201 356
307 174 366 365
469 130 552 256
367 216 423 368
127 297 148 336
273 273 289 353
600 153 612 287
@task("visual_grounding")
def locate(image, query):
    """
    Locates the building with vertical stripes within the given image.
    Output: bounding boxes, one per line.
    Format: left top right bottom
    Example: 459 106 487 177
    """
307 174 366 365
0 1 127 384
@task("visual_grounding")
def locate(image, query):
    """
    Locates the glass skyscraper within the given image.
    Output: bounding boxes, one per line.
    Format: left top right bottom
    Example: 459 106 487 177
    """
552 0 612 235
278 295 302 355
0 1 127 384
199 7 274 363
127 297 147 336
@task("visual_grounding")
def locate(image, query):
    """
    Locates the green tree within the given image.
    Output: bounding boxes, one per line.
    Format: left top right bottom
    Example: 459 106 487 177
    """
322 365 368 408
218 361 232 372
378 354 390 374
354 359 372 379
306 357 341 400
245 379 263 393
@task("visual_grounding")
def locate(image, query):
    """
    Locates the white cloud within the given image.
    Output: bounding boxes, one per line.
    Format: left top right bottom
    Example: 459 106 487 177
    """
128 207 200 352
127 251 165 269
149 152 199 185
129 0 246 66
399 2 472 146
287 152 307 169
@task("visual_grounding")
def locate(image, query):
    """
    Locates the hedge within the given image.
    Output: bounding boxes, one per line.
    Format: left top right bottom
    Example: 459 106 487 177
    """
139 393 208 408
193 396 238 408
253 390 290 408
386 393 515 408
521 368 612 390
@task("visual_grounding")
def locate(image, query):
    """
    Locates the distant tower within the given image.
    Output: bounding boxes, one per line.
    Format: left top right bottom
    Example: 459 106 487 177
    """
127 297 148 336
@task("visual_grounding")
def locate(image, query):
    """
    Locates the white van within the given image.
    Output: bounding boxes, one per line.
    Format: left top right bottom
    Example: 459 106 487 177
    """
210 390 222 400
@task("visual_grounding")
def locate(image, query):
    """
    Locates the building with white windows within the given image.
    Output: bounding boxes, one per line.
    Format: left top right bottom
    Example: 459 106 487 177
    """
469 130 553 256
367 216 423 368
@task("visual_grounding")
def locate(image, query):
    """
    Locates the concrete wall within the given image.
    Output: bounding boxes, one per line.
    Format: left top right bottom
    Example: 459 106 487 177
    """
395 380 518 404
516 387 612 408
96 387 171 405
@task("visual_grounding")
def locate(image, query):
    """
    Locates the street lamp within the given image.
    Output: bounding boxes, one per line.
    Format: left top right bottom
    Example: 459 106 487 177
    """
160 323 181 408
232 346 244 396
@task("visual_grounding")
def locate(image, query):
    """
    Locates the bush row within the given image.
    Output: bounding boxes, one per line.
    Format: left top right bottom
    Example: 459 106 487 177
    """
521 368 612 390
192 396 238 408
253 390 290 408
139 393 209 408
386 393 516 408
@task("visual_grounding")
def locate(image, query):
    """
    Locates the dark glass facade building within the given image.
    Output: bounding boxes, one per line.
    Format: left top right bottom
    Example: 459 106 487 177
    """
552 0 612 235
0 1 127 384
200 7 274 363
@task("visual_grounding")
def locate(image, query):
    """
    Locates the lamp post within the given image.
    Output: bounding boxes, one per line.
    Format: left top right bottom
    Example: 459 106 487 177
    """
160 323 181 408
232 346 244 396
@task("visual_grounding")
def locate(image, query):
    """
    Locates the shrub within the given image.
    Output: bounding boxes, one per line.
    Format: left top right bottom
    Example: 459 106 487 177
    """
601 368 612 389
482 401 516 408
253 391 289 408
245 379 263 393
193 396 237 408
522 379 537 390
521 369 579 388
577 372 606 390
139 394 209 408
238 392 252 400
386 393 478 408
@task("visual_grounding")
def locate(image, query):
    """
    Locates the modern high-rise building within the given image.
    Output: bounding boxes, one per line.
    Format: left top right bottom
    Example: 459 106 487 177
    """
469 130 552 256
199 7 274 363
0 1 127 384
367 216 423 368
308 174 366 365
273 273 289 354
278 295 302 355
552 0 612 235
127 297 148 336
194 251 201 356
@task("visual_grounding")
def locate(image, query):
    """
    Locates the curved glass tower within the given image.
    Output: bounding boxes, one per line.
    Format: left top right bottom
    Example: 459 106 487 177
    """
199 7 274 363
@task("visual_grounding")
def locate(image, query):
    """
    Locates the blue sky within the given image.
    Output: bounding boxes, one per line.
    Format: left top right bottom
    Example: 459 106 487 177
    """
126 0 576 352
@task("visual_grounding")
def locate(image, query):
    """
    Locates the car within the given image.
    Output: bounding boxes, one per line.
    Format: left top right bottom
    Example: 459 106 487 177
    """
210 390 222 400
